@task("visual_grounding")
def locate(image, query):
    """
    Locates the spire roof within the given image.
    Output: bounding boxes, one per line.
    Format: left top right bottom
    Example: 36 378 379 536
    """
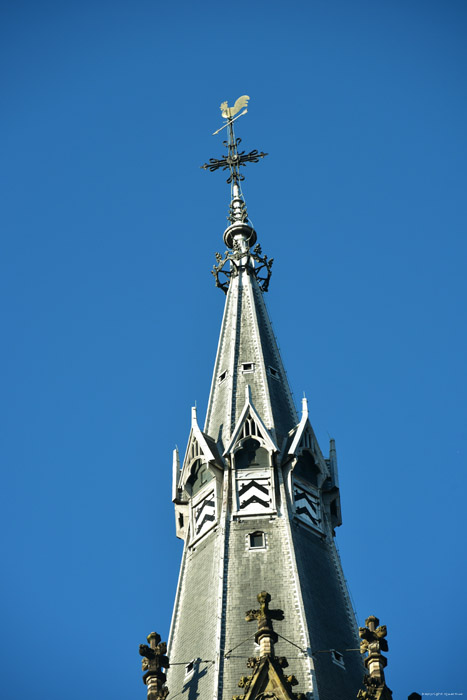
201 97 298 451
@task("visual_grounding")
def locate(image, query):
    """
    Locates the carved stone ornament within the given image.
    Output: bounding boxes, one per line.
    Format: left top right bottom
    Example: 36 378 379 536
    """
357 616 393 700
231 592 303 700
245 590 284 646
139 632 170 700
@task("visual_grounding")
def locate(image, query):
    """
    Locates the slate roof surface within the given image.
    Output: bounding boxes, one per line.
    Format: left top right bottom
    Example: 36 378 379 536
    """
167 245 363 700
204 268 298 450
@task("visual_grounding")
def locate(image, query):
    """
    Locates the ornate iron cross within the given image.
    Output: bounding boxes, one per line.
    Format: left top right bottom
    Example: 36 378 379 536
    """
201 137 268 184
201 96 267 184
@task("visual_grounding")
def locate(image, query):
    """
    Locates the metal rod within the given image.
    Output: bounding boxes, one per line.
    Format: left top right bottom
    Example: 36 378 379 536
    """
212 109 248 135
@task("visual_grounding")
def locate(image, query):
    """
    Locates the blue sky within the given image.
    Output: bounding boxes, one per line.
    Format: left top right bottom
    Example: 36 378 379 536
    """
1 1 466 698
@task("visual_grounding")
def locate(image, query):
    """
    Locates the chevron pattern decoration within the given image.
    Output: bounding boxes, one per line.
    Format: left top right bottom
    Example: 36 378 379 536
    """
293 485 322 531
194 490 216 537
237 478 271 515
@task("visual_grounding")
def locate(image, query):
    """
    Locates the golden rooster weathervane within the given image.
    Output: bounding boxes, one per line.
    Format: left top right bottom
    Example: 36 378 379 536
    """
213 95 250 135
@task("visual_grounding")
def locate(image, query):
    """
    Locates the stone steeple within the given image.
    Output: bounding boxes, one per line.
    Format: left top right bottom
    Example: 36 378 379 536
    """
165 97 365 700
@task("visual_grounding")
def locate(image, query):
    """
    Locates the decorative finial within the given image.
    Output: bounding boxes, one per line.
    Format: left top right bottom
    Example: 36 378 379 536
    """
211 243 273 294
245 591 284 657
203 98 274 296
139 632 170 700
357 616 393 700
231 593 304 700
201 95 267 249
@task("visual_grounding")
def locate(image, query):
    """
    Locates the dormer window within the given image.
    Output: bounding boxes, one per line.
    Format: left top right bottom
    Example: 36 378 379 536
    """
187 459 213 495
219 370 227 383
268 366 279 379
241 362 255 373
235 438 270 469
294 450 321 486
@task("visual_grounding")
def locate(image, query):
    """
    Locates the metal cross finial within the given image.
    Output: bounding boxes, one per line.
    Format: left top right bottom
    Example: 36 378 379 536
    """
201 95 268 186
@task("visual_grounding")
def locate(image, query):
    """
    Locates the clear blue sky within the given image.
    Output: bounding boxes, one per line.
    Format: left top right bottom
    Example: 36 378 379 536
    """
1 1 466 698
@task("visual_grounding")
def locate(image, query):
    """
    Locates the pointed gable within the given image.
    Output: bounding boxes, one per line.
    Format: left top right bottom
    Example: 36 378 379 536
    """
235 656 302 700
285 397 329 484
224 385 278 456
288 397 315 456
179 407 223 491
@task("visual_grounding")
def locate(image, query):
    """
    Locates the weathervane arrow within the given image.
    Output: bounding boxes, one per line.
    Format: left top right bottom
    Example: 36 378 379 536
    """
212 109 248 135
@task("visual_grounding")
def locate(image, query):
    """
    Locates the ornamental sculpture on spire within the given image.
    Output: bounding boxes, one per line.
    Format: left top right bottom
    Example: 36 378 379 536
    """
139 632 170 700
201 95 267 188
201 95 273 294
357 616 393 700
231 592 305 700
245 590 284 657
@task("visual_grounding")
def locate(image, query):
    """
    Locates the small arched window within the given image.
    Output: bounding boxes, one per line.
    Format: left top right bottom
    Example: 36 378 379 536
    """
187 459 213 495
235 438 269 470
294 450 320 486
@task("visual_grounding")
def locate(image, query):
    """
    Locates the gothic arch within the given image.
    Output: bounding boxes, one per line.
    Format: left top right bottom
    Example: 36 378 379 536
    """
233 436 271 470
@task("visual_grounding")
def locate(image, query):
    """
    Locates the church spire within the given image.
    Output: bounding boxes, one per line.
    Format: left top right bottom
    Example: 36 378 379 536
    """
166 97 364 700
201 97 296 451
